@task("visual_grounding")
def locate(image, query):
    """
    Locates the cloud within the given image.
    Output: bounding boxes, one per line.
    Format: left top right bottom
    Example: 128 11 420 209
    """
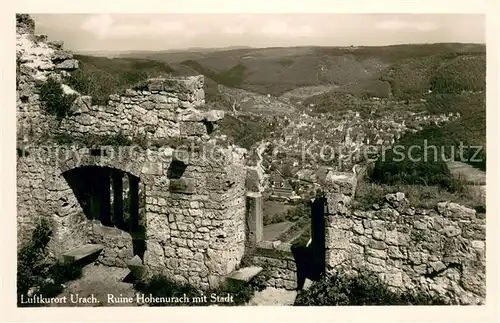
259 21 314 38
223 25 246 35
376 19 439 32
80 14 188 39
80 14 114 38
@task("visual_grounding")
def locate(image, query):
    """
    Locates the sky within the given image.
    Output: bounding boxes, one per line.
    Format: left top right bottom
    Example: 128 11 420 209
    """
31 14 486 52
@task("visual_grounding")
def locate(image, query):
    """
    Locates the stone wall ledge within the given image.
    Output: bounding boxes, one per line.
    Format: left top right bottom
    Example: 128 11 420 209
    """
256 241 294 260
92 221 133 238
134 76 204 94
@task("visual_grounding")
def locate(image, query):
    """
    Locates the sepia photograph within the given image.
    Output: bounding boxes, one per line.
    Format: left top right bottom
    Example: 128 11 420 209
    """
11 5 492 314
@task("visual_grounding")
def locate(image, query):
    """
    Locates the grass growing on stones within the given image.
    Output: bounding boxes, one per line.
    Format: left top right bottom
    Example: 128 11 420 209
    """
39 131 148 148
133 275 259 306
354 176 485 214
294 271 449 306
17 218 83 307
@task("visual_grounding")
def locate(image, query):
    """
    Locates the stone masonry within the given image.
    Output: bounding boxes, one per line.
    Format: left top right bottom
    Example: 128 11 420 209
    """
323 171 486 305
59 76 218 141
17 14 80 142
16 14 247 289
251 241 298 290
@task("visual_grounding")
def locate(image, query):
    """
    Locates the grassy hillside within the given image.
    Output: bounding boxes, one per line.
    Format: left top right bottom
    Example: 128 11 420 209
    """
218 114 279 149
118 43 484 96
379 53 485 99
179 60 246 91
430 54 486 93
64 55 232 109
379 55 443 99
70 44 485 107
66 55 176 105
303 51 485 104
369 92 486 191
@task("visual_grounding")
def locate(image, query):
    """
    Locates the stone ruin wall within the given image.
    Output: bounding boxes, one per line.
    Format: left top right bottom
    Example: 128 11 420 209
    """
16 14 223 145
16 14 80 142
251 241 298 290
323 172 486 305
59 76 219 142
17 149 88 256
243 169 487 301
16 14 248 289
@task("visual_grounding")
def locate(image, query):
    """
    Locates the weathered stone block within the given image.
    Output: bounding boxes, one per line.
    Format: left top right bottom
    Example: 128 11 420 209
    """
334 218 354 230
327 249 349 268
385 229 399 245
349 243 364 254
204 110 224 122
127 255 148 280
147 78 164 91
385 271 403 288
441 225 462 237
168 78 202 96
385 192 406 206
170 178 196 194
324 171 357 196
397 233 410 246
365 262 386 273
372 229 386 241
366 247 387 259
414 221 427 230
326 193 352 215
368 239 387 250
180 122 207 136
46 40 64 50
353 222 364 235
56 59 79 70
17 14 35 34
326 227 352 249
367 256 385 266
387 246 405 259
227 266 263 284
429 261 446 273
62 244 103 264
353 235 369 246
436 202 476 219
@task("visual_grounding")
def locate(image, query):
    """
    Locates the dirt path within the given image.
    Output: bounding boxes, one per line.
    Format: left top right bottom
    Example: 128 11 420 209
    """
49 264 139 307
248 287 297 306
48 263 298 307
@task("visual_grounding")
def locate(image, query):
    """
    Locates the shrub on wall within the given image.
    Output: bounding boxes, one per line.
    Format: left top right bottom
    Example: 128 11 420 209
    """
369 156 453 189
294 271 449 306
37 77 78 121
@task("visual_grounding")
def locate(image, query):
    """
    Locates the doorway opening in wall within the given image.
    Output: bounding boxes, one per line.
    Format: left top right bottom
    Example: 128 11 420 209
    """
62 166 146 259
256 189 327 290
288 194 326 290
